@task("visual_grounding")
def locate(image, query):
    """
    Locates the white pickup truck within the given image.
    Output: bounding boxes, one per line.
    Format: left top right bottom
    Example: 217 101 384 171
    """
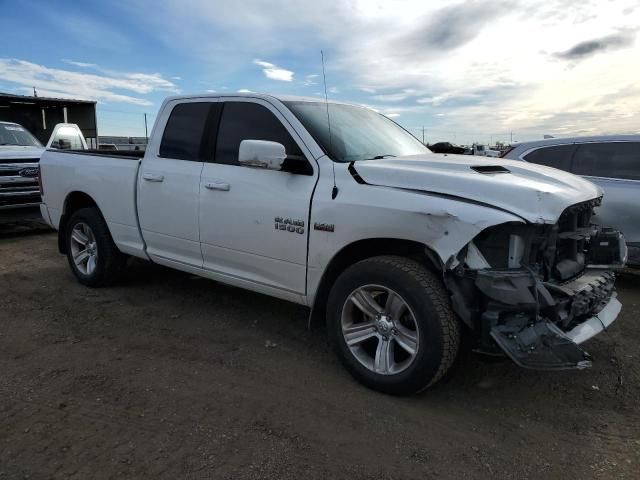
470 143 501 157
39 94 626 395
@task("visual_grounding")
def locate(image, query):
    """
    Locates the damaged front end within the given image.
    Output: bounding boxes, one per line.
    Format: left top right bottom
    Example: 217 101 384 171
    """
446 198 626 370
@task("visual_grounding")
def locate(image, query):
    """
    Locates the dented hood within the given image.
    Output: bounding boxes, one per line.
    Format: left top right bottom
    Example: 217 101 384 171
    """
352 154 602 224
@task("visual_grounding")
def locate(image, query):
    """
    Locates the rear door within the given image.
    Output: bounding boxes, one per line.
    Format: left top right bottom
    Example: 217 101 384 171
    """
571 141 640 244
198 99 317 297
137 100 218 268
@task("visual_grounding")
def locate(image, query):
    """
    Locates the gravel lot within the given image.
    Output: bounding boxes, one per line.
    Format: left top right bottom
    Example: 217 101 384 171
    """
1 224 639 479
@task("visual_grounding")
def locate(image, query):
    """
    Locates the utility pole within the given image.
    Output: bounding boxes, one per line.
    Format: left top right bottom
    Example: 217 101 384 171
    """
510 131 513 143
144 113 148 141
422 126 425 145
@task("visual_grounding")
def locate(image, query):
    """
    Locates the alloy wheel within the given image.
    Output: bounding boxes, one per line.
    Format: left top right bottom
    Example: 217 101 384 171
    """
341 285 420 375
70 222 98 276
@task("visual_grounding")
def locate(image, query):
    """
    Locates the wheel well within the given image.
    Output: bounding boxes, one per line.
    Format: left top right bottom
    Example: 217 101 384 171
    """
310 238 442 325
58 191 99 254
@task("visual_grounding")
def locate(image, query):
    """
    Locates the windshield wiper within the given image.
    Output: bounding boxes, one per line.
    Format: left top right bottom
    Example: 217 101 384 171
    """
365 154 397 160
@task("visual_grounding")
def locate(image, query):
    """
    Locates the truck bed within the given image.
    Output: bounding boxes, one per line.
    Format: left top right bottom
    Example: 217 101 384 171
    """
39 149 146 258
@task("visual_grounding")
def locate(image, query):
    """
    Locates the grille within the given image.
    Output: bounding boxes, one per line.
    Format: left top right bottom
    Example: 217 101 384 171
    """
0 159 41 207
570 271 615 320
550 198 601 282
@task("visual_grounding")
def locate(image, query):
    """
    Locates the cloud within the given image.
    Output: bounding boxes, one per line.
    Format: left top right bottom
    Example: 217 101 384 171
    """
0 58 179 106
172 76 182 80
373 89 419 102
120 0 640 142
61 59 97 68
553 30 636 60
417 91 481 106
253 59 294 81
237 88 253 93
398 1 512 53
303 74 318 86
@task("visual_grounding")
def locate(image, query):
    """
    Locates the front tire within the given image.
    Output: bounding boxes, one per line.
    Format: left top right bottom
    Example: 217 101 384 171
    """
327 256 460 395
65 207 126 287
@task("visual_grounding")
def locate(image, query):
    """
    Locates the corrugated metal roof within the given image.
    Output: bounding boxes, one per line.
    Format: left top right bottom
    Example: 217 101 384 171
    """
0 92 96 105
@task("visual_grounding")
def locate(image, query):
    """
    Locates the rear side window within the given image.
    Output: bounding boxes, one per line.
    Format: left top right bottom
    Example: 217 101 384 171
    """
523 144 576 171
159 103 212 161
215 102 303 166
572 142 640 180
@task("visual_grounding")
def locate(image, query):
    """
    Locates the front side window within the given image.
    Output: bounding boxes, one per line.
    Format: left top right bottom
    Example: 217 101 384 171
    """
159 102 212 161
572 142 640 180
523 144 576 171
284 101 429 162
0 123 41 147
215 102 303 166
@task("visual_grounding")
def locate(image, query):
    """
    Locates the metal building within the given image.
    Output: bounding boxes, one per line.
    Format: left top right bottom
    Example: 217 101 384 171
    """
0 92 98 147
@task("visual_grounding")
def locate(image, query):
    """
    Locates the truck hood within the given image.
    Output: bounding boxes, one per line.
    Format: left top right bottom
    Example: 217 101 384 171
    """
352 154 602 223
0 145 45 160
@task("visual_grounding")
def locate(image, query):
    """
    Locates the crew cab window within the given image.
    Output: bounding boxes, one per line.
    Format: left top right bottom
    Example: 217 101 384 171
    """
215 102 304 167
523 144 576 171
159 102 212 161
572 142 640 180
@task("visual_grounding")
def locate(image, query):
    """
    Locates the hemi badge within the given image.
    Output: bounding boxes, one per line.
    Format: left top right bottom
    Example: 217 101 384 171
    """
314 222 335 232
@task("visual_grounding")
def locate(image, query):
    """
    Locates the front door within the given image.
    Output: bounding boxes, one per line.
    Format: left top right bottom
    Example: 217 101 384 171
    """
199 99 317 296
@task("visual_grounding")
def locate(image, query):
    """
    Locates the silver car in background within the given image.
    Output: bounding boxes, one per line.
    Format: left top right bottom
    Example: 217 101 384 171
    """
502 135 639 265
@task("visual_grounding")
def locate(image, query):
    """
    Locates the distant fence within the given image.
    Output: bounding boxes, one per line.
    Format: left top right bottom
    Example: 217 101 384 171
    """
98 136 147 151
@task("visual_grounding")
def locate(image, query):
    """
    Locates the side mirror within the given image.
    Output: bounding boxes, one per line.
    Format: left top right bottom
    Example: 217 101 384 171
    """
238 139 286 170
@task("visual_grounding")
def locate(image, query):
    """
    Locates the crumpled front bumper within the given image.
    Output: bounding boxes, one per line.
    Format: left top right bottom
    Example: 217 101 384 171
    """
565 292 621 344
477 269 622 370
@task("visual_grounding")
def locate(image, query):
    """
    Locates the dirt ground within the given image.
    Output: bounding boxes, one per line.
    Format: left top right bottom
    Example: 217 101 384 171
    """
1 223 639 480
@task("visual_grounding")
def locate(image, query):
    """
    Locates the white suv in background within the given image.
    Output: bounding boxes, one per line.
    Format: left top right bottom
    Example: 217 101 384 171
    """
502 135 639 265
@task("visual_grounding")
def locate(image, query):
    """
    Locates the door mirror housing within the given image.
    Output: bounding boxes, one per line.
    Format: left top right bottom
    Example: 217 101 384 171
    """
238 140 287 170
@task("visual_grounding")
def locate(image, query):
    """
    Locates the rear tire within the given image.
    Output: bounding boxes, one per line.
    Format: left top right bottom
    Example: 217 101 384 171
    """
65 207 126 287
327 256 460 395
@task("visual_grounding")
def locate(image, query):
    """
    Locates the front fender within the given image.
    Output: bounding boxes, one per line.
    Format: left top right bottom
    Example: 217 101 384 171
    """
307 162 525 302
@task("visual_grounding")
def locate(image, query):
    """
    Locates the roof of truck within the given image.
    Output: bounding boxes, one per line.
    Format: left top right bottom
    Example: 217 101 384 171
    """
162 92 358 106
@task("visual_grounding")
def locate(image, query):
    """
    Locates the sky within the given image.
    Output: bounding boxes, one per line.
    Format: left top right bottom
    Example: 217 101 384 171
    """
1 0 639 144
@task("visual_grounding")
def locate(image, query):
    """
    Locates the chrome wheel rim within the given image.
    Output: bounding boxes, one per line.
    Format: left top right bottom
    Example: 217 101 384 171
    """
70 222 98 276
341 285 419 375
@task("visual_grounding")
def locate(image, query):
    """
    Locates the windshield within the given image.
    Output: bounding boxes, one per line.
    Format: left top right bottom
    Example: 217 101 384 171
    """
0 123 42 147
284 101 429 162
